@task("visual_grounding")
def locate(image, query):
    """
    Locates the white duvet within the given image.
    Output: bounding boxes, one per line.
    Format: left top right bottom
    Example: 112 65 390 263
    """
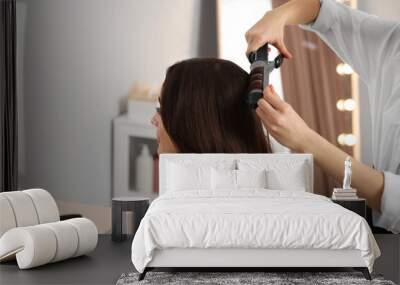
131 190 380 273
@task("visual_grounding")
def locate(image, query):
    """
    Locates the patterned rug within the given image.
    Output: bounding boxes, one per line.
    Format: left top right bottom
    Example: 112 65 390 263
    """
116 271 396 285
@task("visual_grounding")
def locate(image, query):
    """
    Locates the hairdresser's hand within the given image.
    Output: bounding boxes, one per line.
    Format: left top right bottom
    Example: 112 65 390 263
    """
256 85 314 152
245 0 321 57
245 10 292 58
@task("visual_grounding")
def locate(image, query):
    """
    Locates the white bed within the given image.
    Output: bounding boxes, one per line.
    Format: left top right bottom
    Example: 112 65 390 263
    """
131 154 380 280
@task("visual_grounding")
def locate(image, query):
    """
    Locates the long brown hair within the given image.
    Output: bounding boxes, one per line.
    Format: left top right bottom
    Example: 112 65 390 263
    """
160 58 271 153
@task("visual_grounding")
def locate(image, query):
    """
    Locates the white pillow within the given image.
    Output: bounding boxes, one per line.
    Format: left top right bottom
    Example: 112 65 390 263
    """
166 162 211 191
211 168 236 190
211 169 267 190
266 167 306 191
166 159 236 192
237 169 267 188
237 158 308 191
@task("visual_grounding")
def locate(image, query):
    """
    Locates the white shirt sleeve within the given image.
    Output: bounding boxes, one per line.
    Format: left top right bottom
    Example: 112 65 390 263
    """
377 172 400 233
269 134 290 154
300 0 400 83
300 0 400 233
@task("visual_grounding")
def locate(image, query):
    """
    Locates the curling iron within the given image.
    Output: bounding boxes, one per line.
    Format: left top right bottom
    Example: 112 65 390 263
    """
246 43 284 108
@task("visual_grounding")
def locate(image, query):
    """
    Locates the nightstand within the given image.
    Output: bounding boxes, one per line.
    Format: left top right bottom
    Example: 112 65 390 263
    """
112 197 150 242
332 198 372 226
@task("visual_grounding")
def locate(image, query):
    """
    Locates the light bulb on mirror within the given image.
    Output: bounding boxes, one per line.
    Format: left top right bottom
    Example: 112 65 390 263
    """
336 99 344 111
338 133 356 146
336 63 353 75
337 98 356 111
343 98 356 111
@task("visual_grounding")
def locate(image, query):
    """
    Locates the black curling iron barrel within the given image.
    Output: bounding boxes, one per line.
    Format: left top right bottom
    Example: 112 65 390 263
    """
246 43 284 108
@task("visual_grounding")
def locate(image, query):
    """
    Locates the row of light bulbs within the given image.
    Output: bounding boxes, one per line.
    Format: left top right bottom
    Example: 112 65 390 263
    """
336 63 356 146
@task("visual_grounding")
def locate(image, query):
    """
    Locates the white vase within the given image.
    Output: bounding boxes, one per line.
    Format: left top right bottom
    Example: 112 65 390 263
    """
136 145 153 194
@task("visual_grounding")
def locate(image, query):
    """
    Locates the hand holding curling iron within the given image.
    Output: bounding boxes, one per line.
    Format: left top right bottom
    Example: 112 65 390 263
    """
256 85 315 153
245 10 292 58
245 0 320 57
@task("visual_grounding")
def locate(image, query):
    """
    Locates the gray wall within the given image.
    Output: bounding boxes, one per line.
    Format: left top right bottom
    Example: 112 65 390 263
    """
17 0 217 205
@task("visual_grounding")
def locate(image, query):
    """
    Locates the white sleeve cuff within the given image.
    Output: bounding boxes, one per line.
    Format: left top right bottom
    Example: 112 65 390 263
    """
375 171 400 233
299 0 337 33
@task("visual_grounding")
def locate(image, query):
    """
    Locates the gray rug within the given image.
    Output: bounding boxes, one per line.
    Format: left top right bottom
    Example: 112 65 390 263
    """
116 271 396 285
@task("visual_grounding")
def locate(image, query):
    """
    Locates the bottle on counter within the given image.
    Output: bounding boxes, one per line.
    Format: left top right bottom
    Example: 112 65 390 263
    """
136 144 153 194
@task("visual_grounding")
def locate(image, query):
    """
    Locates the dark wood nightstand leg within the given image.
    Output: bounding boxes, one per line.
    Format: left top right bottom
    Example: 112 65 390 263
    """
354 267 371 280
138 268 148 281
112 201 123 241
132 201 149 236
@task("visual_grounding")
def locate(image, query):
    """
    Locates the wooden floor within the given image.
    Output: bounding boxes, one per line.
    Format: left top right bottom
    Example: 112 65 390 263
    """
0 235 134 285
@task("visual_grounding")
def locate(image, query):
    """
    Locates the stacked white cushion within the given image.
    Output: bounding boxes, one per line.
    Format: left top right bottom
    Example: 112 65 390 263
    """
0 218 97 269
65 218 98 257
1 191 40 227
0 189 60 236
0 189 98 269
23 189 60 224
43 221 78 262
0 225 57 268
0 196 17 237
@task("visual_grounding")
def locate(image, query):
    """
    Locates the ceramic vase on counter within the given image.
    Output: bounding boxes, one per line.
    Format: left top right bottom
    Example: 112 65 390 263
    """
136 145 153 194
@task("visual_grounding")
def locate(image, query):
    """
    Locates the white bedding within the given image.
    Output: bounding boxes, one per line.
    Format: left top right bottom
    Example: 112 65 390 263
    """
131 190 380 273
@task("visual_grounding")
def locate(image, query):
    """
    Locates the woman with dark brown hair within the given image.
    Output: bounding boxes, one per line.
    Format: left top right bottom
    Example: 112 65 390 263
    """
150 58 271 154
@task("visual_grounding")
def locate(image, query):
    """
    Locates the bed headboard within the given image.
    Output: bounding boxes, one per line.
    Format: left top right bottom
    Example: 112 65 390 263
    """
159 153 314 194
